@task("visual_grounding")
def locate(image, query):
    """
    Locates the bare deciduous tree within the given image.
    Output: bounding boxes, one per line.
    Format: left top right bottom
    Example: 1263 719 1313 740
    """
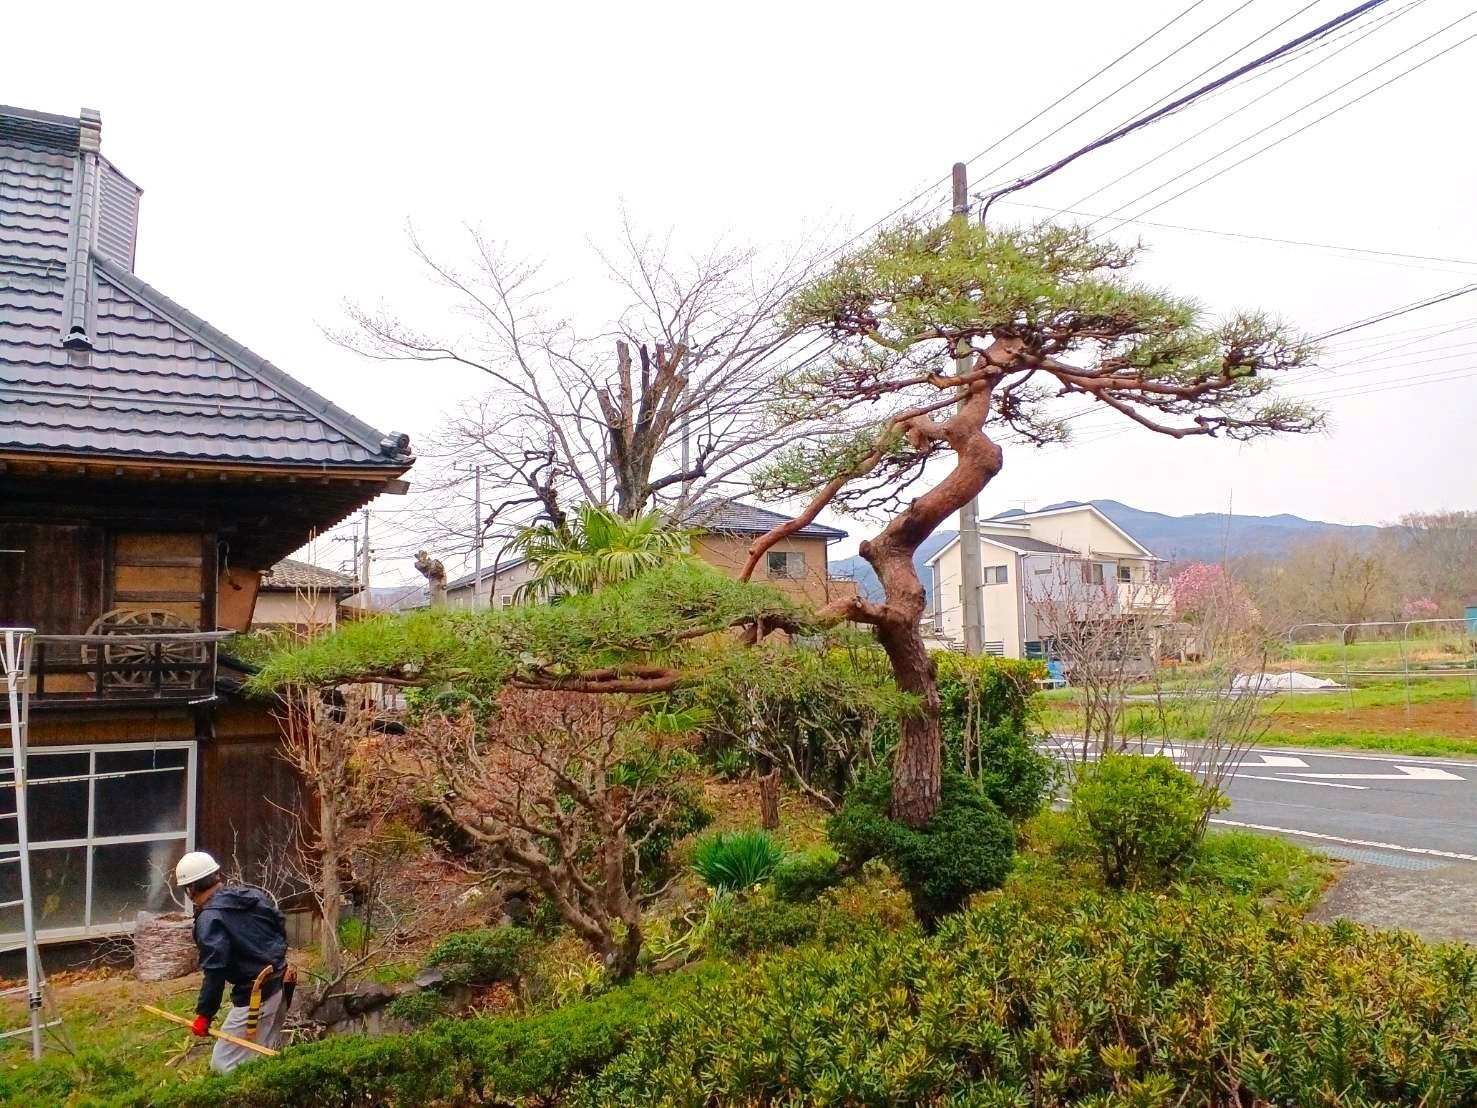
405 690 692 981
335 217 834 563
1030 558 1161 762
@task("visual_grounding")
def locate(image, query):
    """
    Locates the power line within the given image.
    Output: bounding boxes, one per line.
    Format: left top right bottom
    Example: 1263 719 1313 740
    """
1059 0 1428 214
977 0 1396 216
964 0 1243 190
1312 282 1477 342
1087 11 1477 232
997 200 1477 269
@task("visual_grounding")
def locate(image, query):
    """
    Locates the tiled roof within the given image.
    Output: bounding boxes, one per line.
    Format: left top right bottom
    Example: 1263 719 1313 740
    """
685 500 847 540
340 584 430 613
445 555 528 593
981 534 1076 555
0 105 413 471
261 558 358 592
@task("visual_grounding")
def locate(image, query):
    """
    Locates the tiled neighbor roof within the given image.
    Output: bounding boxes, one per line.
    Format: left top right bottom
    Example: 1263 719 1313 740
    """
260 558 358 592
0 104 412 471
686 500 847 540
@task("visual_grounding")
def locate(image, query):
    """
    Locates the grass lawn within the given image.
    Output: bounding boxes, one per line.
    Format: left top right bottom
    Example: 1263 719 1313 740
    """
1042 674 1477 757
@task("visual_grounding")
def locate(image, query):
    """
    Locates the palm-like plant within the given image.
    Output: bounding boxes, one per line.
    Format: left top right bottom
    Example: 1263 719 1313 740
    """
511 505 695 600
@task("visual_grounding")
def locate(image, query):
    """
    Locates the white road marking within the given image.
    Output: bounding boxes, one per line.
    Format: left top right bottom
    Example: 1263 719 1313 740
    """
1248 747 1477 770
1210 818 1477 864
1234 774 1367 790
1240 753 1310 769
1286 766 1465 782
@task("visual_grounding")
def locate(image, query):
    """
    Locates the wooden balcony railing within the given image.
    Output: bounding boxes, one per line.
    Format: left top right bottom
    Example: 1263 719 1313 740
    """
30 631 233 704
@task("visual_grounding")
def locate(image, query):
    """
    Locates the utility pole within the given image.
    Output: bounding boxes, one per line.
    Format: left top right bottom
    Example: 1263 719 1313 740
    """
360 509 372 595
953 161 985 656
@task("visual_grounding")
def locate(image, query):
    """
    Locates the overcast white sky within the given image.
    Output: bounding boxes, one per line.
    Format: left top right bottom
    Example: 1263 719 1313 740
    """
9 1 1476 581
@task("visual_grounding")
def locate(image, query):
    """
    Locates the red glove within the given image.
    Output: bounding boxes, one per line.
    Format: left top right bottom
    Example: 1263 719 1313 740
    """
191 1014 210 1037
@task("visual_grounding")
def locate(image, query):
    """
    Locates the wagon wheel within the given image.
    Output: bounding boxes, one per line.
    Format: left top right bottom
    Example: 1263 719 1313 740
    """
85 609 206 690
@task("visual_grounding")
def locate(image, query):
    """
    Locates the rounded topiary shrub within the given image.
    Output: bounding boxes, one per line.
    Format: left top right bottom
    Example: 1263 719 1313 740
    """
1071 753 1227 888
827 769 1014 920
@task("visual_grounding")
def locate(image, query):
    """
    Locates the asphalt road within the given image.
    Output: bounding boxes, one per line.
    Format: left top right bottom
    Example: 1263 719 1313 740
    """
1116 743 1477 861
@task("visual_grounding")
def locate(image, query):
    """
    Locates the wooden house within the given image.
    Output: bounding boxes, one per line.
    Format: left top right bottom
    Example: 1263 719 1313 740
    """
0 105 412 943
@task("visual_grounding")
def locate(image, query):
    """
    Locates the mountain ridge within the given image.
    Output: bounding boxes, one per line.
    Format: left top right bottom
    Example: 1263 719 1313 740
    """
831 500 1379 603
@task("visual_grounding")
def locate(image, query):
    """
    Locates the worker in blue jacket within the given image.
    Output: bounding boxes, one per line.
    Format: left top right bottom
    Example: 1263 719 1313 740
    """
174 851 292 1073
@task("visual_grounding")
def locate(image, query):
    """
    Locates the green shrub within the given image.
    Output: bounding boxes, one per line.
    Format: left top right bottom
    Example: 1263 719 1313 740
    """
690 829 786 892
709 745 749 780
771 846 840 902
711 897 835 956
974 722 1057 821
1071 754 1226 888
147 967 729 1108
427 926 535 985
827 769 1014 920
385 989 448 1027
580 894 1477 1106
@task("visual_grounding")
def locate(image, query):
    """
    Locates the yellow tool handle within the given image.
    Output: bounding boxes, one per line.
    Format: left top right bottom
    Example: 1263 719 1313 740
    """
141 1005 279 1057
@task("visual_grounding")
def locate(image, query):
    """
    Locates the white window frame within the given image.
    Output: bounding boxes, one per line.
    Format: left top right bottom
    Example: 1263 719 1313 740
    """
985 564 1009 585
1117 564 1134 584
766 550 807 581
0 741 196 944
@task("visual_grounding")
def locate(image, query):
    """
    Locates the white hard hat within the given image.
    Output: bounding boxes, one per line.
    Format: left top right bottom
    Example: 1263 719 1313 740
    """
174 851 220 888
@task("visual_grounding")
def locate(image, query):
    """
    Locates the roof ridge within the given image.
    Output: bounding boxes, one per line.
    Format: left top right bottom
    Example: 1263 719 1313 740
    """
90 255 411 468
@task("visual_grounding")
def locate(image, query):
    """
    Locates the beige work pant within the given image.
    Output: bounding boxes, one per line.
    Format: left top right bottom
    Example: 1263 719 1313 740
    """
209 986 287 1074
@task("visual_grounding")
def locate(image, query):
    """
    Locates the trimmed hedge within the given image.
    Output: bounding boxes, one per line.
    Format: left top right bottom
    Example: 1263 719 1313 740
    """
828 770 1015 919
135 969 726 1108
582 894 1477 1106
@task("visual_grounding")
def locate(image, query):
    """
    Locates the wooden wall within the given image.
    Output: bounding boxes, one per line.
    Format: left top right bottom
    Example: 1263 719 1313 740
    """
199 699 305 885
0 522 106 633
111 532 214 626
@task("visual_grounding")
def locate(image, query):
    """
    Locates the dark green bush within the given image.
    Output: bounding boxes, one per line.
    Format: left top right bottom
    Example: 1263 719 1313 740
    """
690 829 786 892
771 846 841 902
710 897 835 956
935 654 1055 821
1072 753 1226 888
427 925 534 986
385 989 448 1027
143 967 728 1108
827 769 1014 920
580 894 1477 1107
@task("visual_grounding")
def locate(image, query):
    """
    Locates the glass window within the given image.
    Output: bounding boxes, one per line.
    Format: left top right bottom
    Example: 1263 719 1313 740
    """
767 551 806 580
96 749 188 837
1117 565 1133 583
0 743 193 940
91 840 187 929
1080 562 1105 586
985 565 1009 585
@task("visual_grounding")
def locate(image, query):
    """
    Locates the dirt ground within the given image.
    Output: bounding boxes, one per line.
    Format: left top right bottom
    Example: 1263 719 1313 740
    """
1270 701 1477 742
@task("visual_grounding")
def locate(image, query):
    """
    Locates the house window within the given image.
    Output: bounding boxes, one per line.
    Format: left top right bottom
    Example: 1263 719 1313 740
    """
499 595 515 609
984 564 1009 585
0 743 195 942
1080 562 1105 586
766 551 807 580
1117 565 1133 584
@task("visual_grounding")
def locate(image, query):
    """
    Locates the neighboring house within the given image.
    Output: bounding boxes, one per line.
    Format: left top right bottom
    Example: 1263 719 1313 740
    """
253 559 358 631
445 555 535 611
339 583 431 617
443 502 857 610
0 105 412 943
927 503 1167 659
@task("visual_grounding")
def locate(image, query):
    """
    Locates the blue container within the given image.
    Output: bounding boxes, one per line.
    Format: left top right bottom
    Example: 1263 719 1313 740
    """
1467 603 1477 637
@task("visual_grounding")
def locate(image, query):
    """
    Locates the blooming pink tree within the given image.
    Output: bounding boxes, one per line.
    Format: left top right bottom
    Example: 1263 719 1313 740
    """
1400 597 1440 620
1171 563 1256 625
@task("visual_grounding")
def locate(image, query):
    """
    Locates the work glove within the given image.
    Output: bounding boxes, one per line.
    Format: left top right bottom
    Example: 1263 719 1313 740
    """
191 1014 210 1037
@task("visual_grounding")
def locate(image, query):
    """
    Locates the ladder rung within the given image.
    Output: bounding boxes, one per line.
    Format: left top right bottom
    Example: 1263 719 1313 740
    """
0 898 22 909
0 1020 61 1040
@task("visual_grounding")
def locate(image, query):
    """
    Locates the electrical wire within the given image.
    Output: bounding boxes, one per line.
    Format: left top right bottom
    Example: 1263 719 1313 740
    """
1087 12 1477 233
964 0 1251 191
977 0 1396 215
1312 282 1477 342
1060 0 1428 214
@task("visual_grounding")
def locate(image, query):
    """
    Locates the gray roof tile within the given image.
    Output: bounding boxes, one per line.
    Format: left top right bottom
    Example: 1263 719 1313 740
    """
261 558 358 592
0 105 412 473
684 499 847 540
